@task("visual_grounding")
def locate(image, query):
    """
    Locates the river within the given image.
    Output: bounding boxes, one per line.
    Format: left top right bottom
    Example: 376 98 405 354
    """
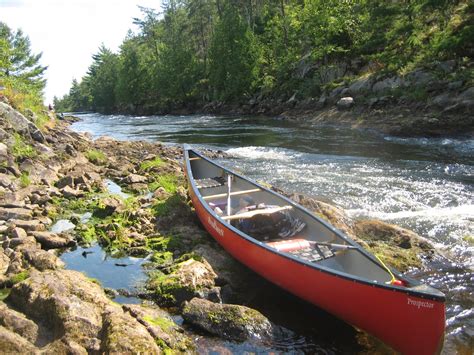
70 113 473 353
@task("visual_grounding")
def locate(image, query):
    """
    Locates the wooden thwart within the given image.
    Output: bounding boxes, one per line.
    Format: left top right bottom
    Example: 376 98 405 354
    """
188 157 201 161
222 205 292 220
203 188 261 200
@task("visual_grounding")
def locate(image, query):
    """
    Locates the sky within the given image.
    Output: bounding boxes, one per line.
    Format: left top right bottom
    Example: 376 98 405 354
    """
0 0 161 104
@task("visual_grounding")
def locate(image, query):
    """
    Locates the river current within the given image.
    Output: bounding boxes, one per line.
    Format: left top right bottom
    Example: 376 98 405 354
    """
71 113 473 353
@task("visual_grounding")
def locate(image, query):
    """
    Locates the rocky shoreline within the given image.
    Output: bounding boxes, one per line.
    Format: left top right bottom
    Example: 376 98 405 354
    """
0 100 444 352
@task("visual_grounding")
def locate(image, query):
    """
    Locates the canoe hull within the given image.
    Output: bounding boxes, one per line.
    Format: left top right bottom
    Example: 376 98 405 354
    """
187 176 445 354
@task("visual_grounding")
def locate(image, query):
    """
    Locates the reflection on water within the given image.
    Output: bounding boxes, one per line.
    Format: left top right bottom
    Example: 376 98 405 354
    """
71 113 473 353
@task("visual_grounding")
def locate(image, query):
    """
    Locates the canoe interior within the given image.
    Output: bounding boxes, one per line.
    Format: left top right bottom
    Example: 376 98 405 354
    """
187 151 401 284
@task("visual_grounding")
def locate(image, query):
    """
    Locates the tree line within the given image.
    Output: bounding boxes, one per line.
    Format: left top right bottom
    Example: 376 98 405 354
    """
54 0 472 114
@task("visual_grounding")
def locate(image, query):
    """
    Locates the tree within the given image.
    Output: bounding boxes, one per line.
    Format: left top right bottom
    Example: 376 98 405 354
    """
209 2 260 101
0 22 47 93
85 45 119 113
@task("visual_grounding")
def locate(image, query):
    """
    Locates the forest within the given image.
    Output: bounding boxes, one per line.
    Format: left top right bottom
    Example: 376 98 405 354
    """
51 0 473 114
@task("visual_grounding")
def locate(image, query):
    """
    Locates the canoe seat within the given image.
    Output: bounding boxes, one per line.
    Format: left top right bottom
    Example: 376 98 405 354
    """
195 177 226 189
289 244 335 263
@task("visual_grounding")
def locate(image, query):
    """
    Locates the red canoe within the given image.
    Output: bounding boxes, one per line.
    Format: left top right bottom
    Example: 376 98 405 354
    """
184 145 445 354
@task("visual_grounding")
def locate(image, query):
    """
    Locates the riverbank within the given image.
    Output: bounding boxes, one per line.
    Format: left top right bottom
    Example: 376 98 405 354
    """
0 100 458 352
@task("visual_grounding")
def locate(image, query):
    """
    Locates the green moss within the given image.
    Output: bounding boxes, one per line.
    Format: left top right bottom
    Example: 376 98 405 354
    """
151 251 174 266
149 174 179 194
11 133 36 161
19 172 31 187
87 277 101 285
143 315 175 331
85 149 107 165
140 157 165 171
462 235 474 246
10 270 29 284
152 194 183 217
0 288 11 301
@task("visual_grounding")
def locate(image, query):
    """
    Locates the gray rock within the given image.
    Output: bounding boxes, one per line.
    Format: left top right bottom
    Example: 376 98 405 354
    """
448 81 463 90
56 175 75 189
182 298 273 342
349 76 373 95
60 185 84 199
125 174 147 184
9 219 45 232
0 303 39 343
372 76 404 93
337 97 355 109
459 87 474 101
28 122 45 143
11 227 27 239
0 142 7 158
3 236 38 250
437 60 456 73
23 248 65 270
100 305 161 354
0 326 38 353
0 173 13 188
0 250 9 274
31 231 75 250
406 70 434 87
0 102 30 133
431 93 454 108
0 207 32 221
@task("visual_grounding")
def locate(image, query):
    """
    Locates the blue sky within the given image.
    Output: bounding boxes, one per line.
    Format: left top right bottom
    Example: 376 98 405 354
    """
1 0 160 104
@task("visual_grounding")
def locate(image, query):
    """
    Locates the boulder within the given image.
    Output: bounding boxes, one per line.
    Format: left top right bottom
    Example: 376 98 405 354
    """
348 76 373 95
123 304 192 351
3 236 38 250
336 97 355 109
0 249 9 274
0 303 39 343
60 185 84 199
11 227 27 239
0 102 30 133
0 142 7 159
0 173 13 189
0 326 38 354
0 207 32 221
372 76 404 93
8 269 109 351
23 248 65 271
30 231 76 250
125 174 147 184
182 298 273 342
100 305 161 354
9 219 45 232
148 258 217 306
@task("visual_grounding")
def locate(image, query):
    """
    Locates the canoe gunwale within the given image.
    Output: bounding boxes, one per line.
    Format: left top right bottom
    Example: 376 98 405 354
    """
183 145 446 302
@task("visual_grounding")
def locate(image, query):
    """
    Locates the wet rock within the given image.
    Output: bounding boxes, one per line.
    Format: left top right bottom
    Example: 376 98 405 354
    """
148 258 217 306
337 97 355 109
354 220 433 271
182 298 273 342
0 207 32 221
23 248 65 270
94 196 124 217
0 303 39 343
0 326 38 353
124 304 193 351
9 269 109 351
100 305 161 354
31 231 76 250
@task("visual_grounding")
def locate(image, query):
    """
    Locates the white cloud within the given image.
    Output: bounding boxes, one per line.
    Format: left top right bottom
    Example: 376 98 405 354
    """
0 0 161 104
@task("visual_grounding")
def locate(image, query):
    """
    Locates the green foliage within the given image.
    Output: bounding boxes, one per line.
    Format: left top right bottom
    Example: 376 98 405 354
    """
149 174 179 194
140 157 165 171
57 0 472 112
85 149 107 165
9 270 29 284
0 288 11 301
19 172 31 187
11 133 36 161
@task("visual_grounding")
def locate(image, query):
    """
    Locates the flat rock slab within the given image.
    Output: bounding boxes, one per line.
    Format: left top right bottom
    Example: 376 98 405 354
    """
31 231 75 250
9 219 45 232
0 207 32 221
